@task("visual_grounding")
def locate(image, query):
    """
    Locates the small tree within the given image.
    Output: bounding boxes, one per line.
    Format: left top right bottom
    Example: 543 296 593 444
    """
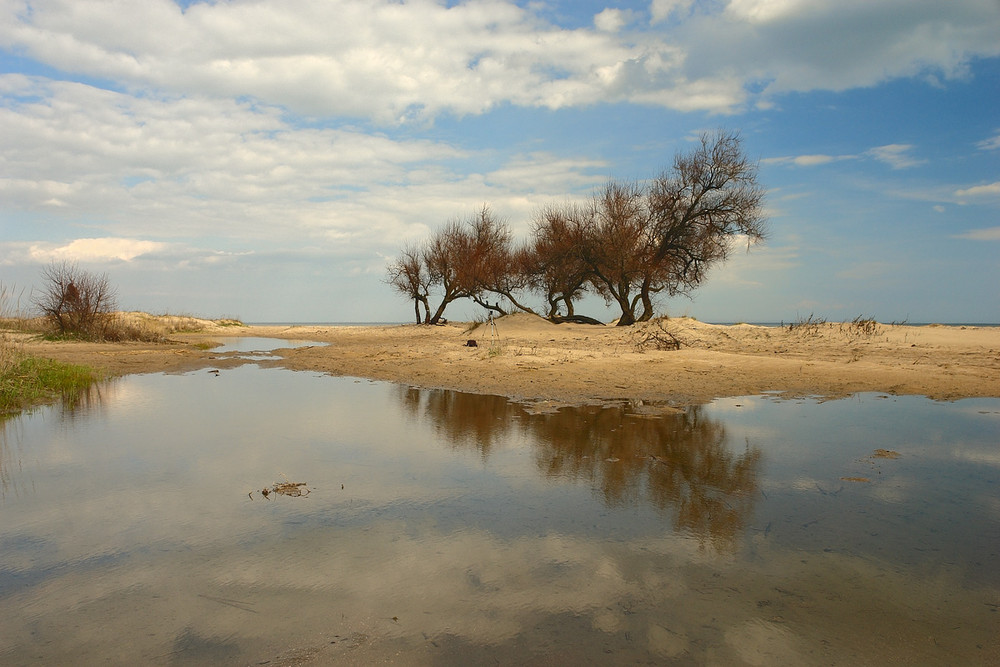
423 219 475 324
579 180 656 326
648 130 767 290
528 204 592 318
464 206 537 317
33 262 118 339
386 243 432 324
386 129 767 325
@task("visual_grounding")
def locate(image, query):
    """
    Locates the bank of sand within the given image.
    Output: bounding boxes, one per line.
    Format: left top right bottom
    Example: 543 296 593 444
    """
15 313 1000 407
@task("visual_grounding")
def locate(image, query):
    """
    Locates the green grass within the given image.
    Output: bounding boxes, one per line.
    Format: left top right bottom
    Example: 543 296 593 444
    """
0 354 103 415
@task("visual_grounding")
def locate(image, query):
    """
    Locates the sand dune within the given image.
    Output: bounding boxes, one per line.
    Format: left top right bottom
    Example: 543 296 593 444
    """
17 312 999 406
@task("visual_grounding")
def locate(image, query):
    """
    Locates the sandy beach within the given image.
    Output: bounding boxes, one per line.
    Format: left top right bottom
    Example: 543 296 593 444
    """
17 313 1000 407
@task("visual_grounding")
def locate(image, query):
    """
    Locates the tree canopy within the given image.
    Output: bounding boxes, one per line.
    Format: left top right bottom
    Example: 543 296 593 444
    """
386 130 767 326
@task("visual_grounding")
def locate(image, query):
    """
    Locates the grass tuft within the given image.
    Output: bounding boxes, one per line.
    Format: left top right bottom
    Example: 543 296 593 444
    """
1 353 103 415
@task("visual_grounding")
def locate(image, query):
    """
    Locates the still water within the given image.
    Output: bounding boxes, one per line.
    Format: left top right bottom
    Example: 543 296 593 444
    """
1 362 997 665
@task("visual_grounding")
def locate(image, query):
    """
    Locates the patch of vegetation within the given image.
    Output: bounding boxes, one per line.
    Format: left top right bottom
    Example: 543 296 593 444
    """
840 315 882 338
0 352 103 415
215 318 245 328
786 313 827 336
628 317 683 351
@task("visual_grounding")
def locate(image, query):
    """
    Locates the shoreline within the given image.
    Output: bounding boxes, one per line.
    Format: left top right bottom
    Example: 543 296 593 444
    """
14 313 1000 407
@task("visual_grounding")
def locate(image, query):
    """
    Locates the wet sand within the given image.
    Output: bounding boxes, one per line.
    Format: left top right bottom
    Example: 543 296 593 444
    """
16 313 1000 406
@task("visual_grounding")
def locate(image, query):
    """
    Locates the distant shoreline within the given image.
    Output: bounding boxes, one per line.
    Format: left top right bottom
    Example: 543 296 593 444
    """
247 320 1000 328
19 314 1000 407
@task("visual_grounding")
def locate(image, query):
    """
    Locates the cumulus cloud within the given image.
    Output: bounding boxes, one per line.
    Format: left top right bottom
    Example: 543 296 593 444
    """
0 0 996 120
650 0 695 24
594 8 630 32
27 238 168 263
0 72 611 263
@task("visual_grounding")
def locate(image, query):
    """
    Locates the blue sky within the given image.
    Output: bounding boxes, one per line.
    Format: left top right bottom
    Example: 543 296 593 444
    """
1 0 998 323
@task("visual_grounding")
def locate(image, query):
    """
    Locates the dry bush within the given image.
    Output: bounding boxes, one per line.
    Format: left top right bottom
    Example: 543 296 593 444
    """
628 317 683 351
33 262 119 340
840 315 882 339
786 313 827 336
99 314 166 343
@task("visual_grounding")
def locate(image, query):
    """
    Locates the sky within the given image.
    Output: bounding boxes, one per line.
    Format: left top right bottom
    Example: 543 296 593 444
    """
1 0 998 324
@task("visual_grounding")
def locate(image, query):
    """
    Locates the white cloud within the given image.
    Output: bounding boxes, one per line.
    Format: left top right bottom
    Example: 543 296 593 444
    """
955 181 1000 198
650 0 694 24
0 74 611 258
762 154 854 167
977 131 1000 151
684 0 1000 104
594 9 630 33
0 0 996 120
865 144 925 169
27 238 167 263
765 144 930 170
953 226 1000 241
726 0 806 23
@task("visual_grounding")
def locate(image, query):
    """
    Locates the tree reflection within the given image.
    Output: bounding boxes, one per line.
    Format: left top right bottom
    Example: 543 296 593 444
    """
396 386 762 552
394 386 520 459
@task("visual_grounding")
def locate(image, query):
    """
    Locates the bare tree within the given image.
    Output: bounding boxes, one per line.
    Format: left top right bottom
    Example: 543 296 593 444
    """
386 129 766 326
33 262 118 339
545 131 766 326
528 204 592 318
578 180 658 326
423 219 476 324
648 130 767 292
385 242 432 324
464 206 537 317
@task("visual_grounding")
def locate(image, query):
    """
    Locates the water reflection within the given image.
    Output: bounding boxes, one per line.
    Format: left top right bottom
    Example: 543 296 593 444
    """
209 336 326 354
401 387 761 551
0 369 997 665
0 414 23 500
1 380 120 499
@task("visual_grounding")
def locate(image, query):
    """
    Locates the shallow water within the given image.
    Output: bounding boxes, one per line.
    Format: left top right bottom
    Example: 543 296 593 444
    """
208 336 327 354
0 364 997 665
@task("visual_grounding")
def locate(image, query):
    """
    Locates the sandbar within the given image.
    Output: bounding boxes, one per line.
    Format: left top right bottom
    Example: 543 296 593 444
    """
15 313 1000 407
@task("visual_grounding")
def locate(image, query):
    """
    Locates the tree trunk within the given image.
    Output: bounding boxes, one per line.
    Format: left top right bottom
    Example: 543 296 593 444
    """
637 282 655 322
429 298 451 325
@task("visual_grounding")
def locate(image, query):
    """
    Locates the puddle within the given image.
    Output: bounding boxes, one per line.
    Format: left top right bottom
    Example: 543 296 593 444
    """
208 336 327 354
0 368 997 665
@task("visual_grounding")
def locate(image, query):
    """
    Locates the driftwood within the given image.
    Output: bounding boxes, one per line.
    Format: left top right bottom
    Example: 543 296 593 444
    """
549 315 606 326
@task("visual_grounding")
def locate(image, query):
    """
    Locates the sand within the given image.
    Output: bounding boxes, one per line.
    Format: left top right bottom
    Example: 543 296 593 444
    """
14 313 1000 407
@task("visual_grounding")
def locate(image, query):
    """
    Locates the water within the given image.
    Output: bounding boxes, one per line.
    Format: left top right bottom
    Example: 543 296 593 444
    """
1 363 997 665
208 336 328 354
